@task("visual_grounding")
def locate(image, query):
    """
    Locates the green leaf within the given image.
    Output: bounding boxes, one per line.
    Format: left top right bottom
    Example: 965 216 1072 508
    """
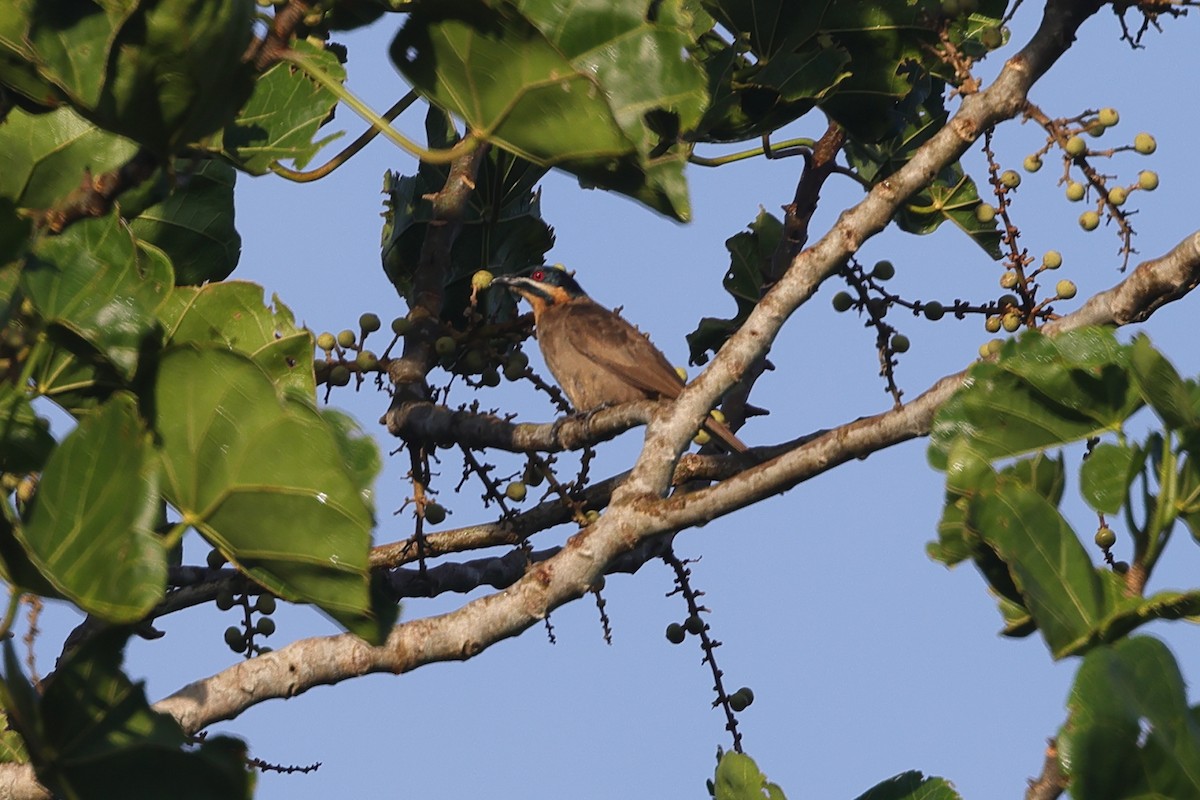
929 329 1140 471
1080 443 1136 515
970 476 1102 658
128 159 241 285
380 117 554 325
1059 637 1200 800
691 34 849 142
687 209 780 364
895 162 1002 260
0 106 137 211
24 0 256 155
14 393 165 622
0 0 67 111
19 1 132 110
1130 334 1197 429
702 1 1005 144
1096 586 1200 645
0 384 54 473
392 0 708 220
7 629 254 800
714 752 787 800
853 771 962 800
219 39 345 174
152 346 389 643
159 281 316 398
29 327 127 416
22 212 172 379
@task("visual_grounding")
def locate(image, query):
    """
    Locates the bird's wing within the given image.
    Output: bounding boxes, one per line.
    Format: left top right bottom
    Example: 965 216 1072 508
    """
561 301 685 399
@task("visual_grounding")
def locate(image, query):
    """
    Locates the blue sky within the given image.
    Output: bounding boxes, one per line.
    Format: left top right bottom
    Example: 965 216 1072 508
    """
26 5 1200 799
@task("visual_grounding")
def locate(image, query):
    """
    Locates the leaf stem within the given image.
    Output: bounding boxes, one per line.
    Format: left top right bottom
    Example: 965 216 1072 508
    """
688 137 816 167
278 48 478 165
162 521 190 551
270 92 421 182
0 592 20 639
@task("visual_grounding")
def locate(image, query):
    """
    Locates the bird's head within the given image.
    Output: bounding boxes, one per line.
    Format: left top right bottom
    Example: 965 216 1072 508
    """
493 265 586 314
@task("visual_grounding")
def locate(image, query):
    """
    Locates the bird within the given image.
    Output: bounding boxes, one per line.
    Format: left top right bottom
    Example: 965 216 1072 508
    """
493 267 749 454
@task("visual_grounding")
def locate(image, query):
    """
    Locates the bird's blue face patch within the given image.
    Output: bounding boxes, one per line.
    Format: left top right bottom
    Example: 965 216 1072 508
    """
527 266 584 297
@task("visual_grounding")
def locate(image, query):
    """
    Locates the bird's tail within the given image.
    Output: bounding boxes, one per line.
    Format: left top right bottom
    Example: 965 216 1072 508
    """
704 416 749 455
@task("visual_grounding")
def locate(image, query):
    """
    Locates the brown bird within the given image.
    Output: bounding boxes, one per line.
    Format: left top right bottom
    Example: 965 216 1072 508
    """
493 267 748 454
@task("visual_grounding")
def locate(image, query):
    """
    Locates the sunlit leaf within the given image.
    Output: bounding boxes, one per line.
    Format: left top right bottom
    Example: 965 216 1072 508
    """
971 480 1102 657
22 212 172 379
392 0 708 219
14 393 164 622
219 39 346 174
0 106 137 211
159 282 315 397
929 329 1141 471
153 346 389 642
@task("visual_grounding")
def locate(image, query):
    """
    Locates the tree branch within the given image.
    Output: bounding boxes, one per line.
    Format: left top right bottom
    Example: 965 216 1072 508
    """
1 4 1167 797
617 0 1108 500
142 224 1200 752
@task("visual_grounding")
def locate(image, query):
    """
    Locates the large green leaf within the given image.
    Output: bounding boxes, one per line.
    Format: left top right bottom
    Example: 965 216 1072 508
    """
14 393 164 622
128 160 241 285
0 632 253 800
18 0 255 155
970 477 1104 658
392 0 708 220
0 106 138 211
1059 637 1200 800
152 346 390 642
159 281 316 398
218 39 346 174
22 212 172 379
928 329 1141 471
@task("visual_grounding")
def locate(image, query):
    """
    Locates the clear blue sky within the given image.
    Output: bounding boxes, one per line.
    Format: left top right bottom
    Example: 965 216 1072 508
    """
29 7 1200 799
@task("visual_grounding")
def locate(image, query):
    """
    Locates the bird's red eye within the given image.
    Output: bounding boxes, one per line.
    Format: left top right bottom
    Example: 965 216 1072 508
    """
531 269 545 281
